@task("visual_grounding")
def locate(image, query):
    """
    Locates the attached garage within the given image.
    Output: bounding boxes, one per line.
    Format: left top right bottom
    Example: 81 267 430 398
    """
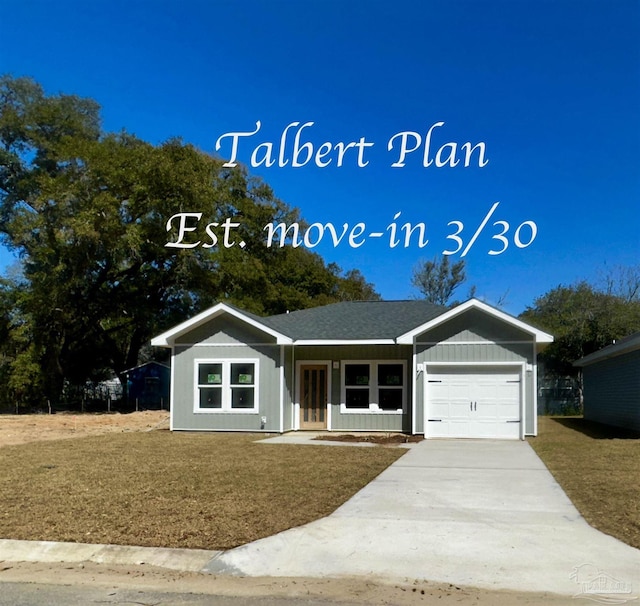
425 366 523 439
397 302 552 439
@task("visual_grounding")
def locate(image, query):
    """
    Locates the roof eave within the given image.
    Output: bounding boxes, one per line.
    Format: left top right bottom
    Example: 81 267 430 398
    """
396 298 554 344
574 337 640 367
292 339 397 346
150 303 292 347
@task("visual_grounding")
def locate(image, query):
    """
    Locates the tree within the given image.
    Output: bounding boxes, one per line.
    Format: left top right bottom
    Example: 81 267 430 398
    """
598 264 640 303
520 281 640 411
333 267 381 302
520 281 640 377
520 280 640 412
411 256 467 306
0 76 379 408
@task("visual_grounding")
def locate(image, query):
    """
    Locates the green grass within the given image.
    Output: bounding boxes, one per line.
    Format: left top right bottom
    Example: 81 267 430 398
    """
529 416 640 550
0 431 404 550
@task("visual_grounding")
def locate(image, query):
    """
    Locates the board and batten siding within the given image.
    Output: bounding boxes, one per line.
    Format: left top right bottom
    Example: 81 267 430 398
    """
171 315 282 432
415 309 537 435
293 344 413 432
421 308 535 344
583 349 640 432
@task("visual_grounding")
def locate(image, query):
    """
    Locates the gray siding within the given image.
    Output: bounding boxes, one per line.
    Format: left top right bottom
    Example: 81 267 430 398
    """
417 342 531 363
293 345 412 432
419 309 533 344
525 365 536 435
415 370 424 434
294 345 411 361
282 347 294 431
330 410 407 432
583 350 640 431
175 315 275 346
171 313 282 431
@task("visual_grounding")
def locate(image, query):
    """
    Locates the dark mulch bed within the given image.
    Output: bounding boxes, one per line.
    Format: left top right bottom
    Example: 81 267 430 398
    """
314 433 424 445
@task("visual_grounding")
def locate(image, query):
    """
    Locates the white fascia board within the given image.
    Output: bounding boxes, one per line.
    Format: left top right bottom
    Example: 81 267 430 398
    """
292 339 397 346
396 298 554 345
574 333 640 367
150 303 292 347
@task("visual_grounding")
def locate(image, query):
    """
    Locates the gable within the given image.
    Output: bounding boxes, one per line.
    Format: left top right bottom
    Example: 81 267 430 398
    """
151 303 291 347
397 299 553 346
175 314 278 346
415 308 535 344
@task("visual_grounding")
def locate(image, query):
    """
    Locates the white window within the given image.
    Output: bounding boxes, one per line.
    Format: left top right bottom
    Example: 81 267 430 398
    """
341 361 406 413
195 359 258 413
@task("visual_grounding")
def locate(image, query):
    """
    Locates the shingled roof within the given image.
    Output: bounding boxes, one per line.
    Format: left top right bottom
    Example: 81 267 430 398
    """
151 298 553 347
261 300 445 341
574 331 640 366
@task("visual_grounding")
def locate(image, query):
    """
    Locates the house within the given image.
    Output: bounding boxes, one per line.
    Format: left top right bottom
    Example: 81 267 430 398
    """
151 298 553 439
574 332 640 432
122 361 171 410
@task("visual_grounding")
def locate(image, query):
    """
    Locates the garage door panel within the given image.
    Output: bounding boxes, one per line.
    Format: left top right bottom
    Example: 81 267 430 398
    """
428 419 472 438
430 403 451 418
477 403 498 419
473 421 503 439
448 420 472 437
426 367 522 439
450 401 473 419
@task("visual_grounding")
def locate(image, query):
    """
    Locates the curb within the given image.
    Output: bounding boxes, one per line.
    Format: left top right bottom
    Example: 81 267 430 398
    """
0 538 222 573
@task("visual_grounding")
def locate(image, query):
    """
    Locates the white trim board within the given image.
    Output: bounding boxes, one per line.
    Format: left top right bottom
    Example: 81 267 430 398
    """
152 303 292 347
423 361 526 440
294 360 332 431
398 298 553 344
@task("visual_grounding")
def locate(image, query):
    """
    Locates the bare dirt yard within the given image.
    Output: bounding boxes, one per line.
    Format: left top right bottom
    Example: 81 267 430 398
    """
0 410 169 447
0 561 575 606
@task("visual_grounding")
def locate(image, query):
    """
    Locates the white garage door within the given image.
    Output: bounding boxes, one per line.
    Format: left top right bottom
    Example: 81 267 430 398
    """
426 367 522 439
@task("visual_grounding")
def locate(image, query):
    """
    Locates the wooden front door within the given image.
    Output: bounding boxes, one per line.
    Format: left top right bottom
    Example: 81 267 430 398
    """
300 365 328 429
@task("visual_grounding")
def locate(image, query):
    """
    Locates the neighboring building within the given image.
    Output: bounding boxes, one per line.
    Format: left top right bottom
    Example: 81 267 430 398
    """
123 361 170 410
574 332 640 432
151 298 553 439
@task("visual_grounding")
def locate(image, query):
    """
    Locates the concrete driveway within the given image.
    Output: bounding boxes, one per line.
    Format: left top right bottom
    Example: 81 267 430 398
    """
208 440 640 598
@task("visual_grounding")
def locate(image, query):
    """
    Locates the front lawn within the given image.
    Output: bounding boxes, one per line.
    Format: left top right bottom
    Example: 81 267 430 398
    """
0 431 404 550
529 416 640 550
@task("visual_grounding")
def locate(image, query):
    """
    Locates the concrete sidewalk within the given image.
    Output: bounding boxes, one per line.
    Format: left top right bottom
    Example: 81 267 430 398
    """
207 440 640 598
0 439 638 599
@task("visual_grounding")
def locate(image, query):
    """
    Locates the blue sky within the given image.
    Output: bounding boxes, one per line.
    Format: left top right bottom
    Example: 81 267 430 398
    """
1 0 638 314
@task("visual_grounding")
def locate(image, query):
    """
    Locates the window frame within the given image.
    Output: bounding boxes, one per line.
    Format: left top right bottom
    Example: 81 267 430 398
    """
340 360 406 414
194 358 259 413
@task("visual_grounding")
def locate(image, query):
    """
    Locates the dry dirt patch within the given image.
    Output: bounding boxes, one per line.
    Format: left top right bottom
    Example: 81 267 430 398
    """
0 561 575 606
0 411 169 447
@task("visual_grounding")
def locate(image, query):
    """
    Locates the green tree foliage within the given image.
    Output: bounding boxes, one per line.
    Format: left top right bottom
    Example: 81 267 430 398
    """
0 75 378 408
411 256 467 306
520 279 640 377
